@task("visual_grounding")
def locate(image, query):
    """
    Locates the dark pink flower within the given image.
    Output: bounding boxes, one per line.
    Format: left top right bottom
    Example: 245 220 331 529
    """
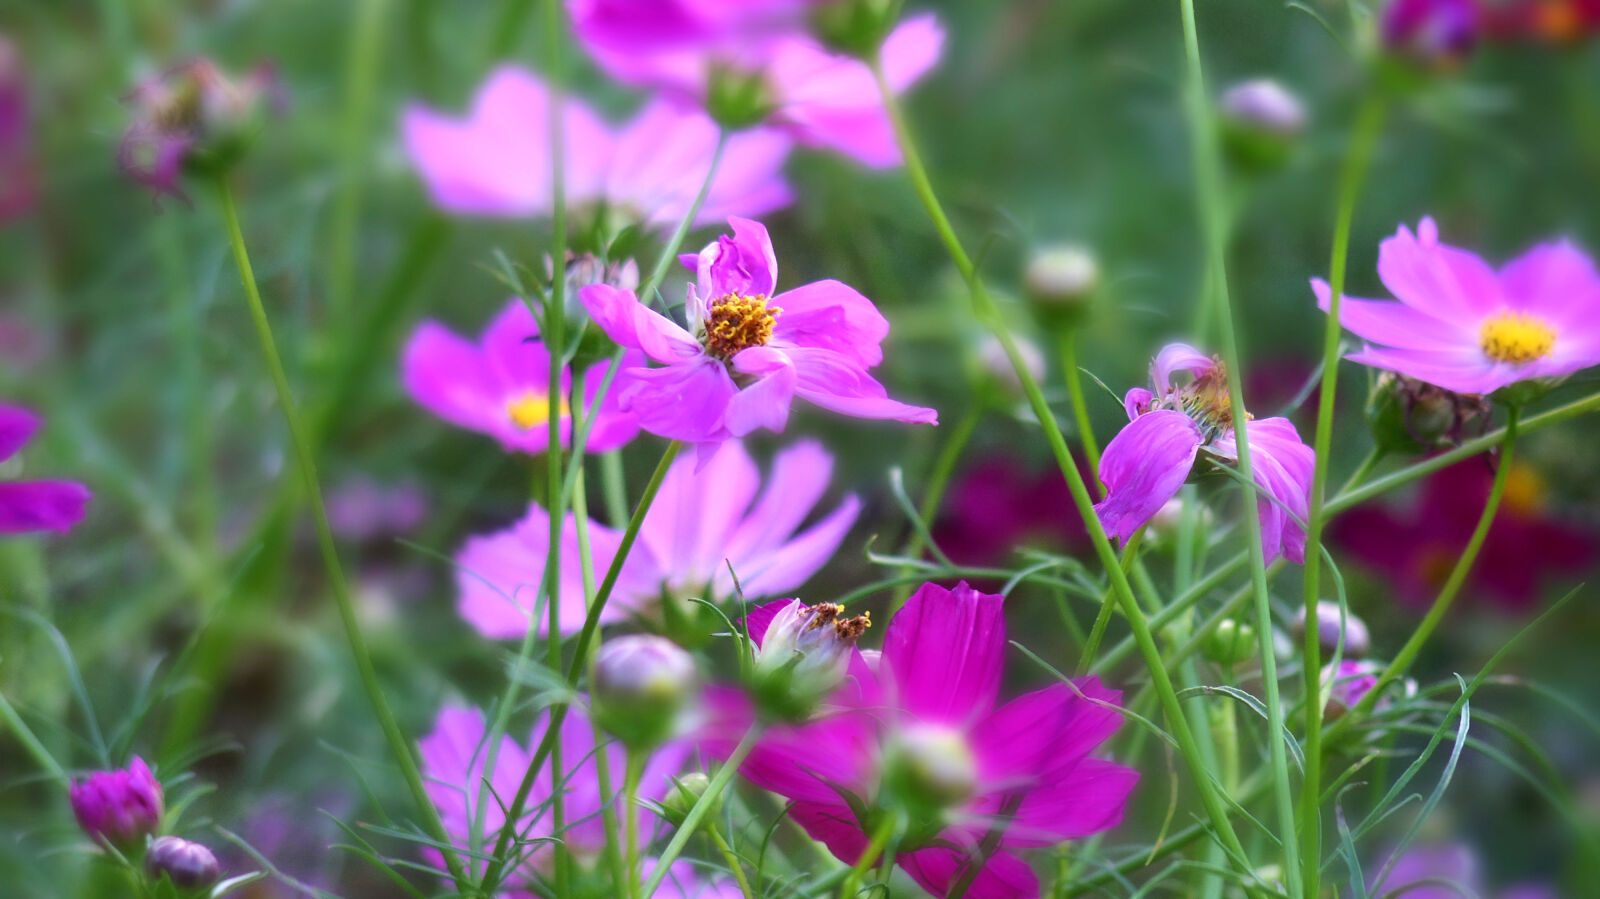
0 404 90 535
1381 0 1483 65
580 216 936 446
931 455 1089 568
703 582 1138 898
69 756 163 850
402 298 641 454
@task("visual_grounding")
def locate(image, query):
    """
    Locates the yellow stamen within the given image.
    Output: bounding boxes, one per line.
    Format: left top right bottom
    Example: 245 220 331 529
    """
1479 311 1556 364
1501 463 1545 516
506 392 568 430
704 293 781 359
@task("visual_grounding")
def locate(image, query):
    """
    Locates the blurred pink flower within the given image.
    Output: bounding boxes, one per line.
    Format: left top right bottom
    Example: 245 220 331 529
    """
324 478 428 540
402 298 641 454
1094 344 1315 565
1381 0 1482 66
932 454 1089 568
455 439 857 638
402 66 793 227
68 757 162 850
568 1 944 167
0 404 90 535
1374 841 1558 899
0 36 35 223
1316 217 1600 395
581 216 937 446
703 582 1138 899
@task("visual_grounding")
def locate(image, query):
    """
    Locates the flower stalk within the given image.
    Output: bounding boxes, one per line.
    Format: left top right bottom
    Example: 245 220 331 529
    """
638 725 763 898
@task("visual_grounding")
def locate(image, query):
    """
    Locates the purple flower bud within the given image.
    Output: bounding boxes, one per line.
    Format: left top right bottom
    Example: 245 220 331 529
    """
1293 601 1371 659
592 634 699 749
1381 0 1481 68
145 836 221 889
69 756 163 850
1220 79 1307 137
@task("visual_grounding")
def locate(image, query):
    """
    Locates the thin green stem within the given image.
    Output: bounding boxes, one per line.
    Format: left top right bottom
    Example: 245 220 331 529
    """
1077 529 1144 675
1336 445 1385 496
841 812 900 898
215 179 466 887
1059 330 1102 489
1297 91 1386 899
893 405 981 611
0 691 68 787
707 826 756 898
624 750 645 898
327 0 388 320
638 726 763 898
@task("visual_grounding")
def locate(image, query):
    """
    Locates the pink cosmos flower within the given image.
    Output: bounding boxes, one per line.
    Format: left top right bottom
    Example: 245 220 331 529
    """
580 216 937 446
702 582 1139 899
1 404 90 535
1315 217 1600 395
931 454 1090 569
1381 0 1482 65
402 66 793 227
1093 344 1315 565
455 439 858 638
69 756 163 850
568 1 944 168
402 298 641 454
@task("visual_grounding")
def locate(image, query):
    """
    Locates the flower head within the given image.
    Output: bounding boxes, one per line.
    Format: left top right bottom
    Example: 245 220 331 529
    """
145 836 221 890
1316 217 1600 396
702 582 1139 897
456 439 859 638
581 216 936 446
1093 344 1315 565
1322 660 1383 719
747 598 872 722
403 298 641 454
593 634 700 749
1 404 90 535
119 58 281 201
403 66 793 228
69 756 163 850
1380 0 1482 67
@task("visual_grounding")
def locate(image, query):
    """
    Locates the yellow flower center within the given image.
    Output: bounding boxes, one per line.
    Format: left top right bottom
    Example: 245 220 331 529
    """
1479 312 1557 364
506 391 568 430
704 293 781 360
1501 463 1546 516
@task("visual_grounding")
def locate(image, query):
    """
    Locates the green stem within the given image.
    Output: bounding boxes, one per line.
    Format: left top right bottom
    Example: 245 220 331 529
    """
841 812 900 897
638 726 763 898
624 750 645 898
707 825 756 898
1077 529 1144 675
893 404 981 611
0 691 68 787
327 0 388 320
1059 330 1102 489
1336 445 1385 496
215 179 466 887
1297 91 1386 899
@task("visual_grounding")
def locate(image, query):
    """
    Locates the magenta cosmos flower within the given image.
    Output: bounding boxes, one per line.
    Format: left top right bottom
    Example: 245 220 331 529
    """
402 66 793 227
69 756 163 850
568 1 943 168
580 216 937 445
702 582 1138 898
403 297 641 454
1 404 90 535
1094 344 1315 565
456 439 857 638
1316 217 1600 395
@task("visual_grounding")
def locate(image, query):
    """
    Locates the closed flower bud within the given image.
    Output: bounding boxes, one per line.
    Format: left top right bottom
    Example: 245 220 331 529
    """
1292 601 1371 659
750 599 871 723
1202 619 1257 667
1024 245 1099 329
592 635 698 750
812 0 898 58
1366 373 1490 454
1218 79 1306 171
69 756 163 851
706 65 775 131
145 836 221 890
661 772 719 830
1322 660 1383 722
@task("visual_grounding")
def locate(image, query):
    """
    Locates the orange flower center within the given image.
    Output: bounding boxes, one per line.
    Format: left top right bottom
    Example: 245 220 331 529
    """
704 293 781 359
1479 311 1556 364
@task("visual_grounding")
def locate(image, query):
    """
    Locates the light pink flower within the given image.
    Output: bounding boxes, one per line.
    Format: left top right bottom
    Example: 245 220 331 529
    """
580 216 937 445
455 439 858 638
1316 217 1600 394
402 66 793 227
1093 343 1314 565
402 298 641 454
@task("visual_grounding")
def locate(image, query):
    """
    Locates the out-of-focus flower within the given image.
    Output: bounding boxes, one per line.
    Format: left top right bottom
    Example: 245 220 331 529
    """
974 333 1045 395
145 836 221 889
0 36 35 223
747 597 872 722
1318 217 1600 397
455 439 858 638
1 404 90 535
1093 344 1315 565
325 478 428 541
1380 0 1482 67
1023 244 1099 326
1330 458 1597 612
402 298 641 454
568 1 943 166
1293 600 1371 658
1322 659 1383 719
69 756 162 850
1219 78 1306 170
593 634 700 749
581 217 937 446
1370 841 1555 898
1493 0 1600 43
703 582 1138 898
931 454 1089 568
118 58 281 201
402 66 793 228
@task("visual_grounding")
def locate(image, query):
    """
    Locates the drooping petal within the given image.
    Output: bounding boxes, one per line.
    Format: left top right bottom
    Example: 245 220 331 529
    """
615 355 742 444
723 346 797 436
770 279 889 368
1093 410 1202 541
1376 217 1503 321
0 480 91 534
881 581 1006 725
1150 343 1214 397
580 284 702 364
898 846 1038 899
0 403 40 461
1313 278 1472 350
696 216 779 300
784 346 939 423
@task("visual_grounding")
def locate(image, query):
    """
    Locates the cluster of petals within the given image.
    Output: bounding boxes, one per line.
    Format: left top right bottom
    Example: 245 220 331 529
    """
702 581 1139 898
456 439 858 638
580 216 937 447
1317 216 1600 395
68 756 163 848
567 0 944 168
1093 344 1314 565
0 404 90 535
403 66 793 227
402 297 641 454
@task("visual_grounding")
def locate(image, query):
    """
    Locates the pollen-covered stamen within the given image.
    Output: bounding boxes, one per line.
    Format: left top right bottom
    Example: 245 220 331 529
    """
1175 360 1251 435
1479 311 1557 364
506 391 569 430
704 293 781 360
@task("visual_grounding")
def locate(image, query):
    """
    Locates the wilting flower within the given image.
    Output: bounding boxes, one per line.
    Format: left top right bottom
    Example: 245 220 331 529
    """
403 298 641 454
1 404 90 535
456 439 858 638
402 66 793 228
568 0 943 166
0 36 35 223
581 216 937 446
118 58 280 201
1317 217 1600 396
1330 458 1596 612
1380 0 1482 66
69 756 163 850
1093 344 1315 565
703 582 1139 897
145 836 221 889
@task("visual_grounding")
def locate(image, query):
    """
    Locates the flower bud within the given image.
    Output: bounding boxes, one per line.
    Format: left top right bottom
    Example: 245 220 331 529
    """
1024 245 1099 329
1366 373 1490 454
660 772 719 830
705 65 775 132
119 58 281 201
975 334 1046 397
812 0 898 58
592 635 698 750
1292 601 1371 659
1322 660 1382 721
1202 619 1257 667
1218 79 1306 171
749 599 871 723
69 756 163 851
145 836 221 890
1380 0 1481 70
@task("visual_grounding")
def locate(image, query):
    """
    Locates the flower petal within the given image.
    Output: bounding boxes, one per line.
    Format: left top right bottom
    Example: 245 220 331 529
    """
882 581 1006 725
1150 343 1213 396
722 346 797 437
1093 410 1201 541
699 684 878 803
991 758 1140 846
637 439 760 589
1377 217 1503 321
1313 278 1471 350
898 846 1038 899
0 480 90 534
971 678 1126 785
1343 345 1509 395
0 403 40 461
616 355 741 444
784 346 939 424
770 279 889 368
402 320 514 444
726 494 860 600
580 284 702 364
